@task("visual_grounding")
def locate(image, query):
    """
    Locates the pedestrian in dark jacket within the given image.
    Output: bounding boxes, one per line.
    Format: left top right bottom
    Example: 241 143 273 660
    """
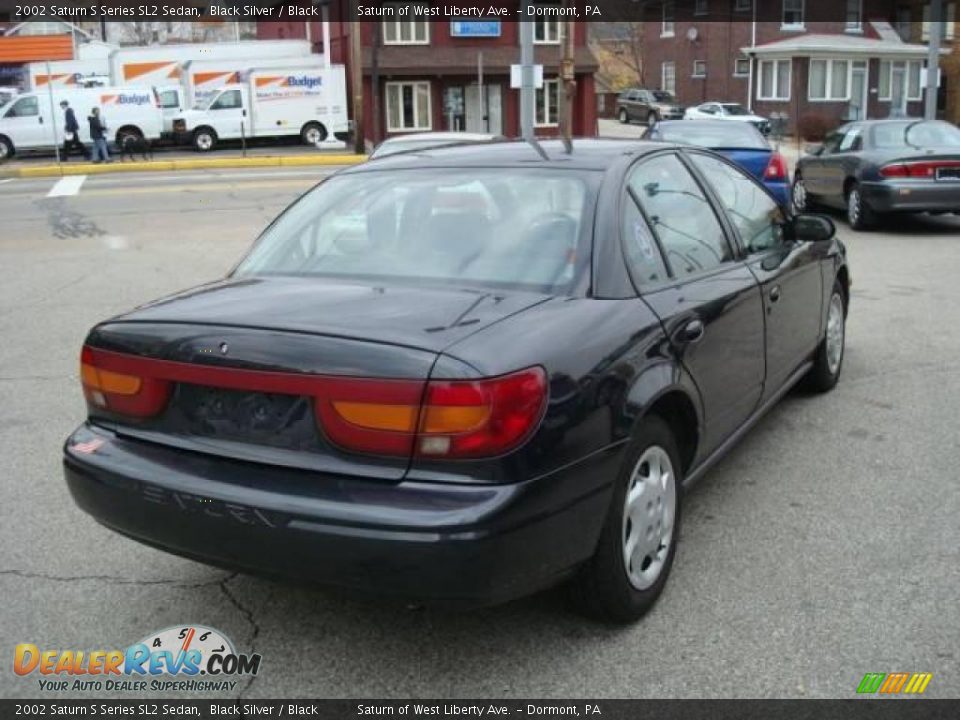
59 100 87 161
88 107 110 163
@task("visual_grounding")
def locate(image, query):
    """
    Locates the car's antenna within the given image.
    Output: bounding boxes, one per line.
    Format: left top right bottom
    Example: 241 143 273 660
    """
526 137 549 160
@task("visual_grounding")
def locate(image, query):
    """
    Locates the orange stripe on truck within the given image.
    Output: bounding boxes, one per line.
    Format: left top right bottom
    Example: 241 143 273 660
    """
123 61 176 81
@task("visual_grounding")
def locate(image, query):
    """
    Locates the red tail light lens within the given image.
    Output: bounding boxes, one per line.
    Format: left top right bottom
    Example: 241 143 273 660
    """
80 347 171 418
880 160 960 178
764 152 788 181
317 367 548 459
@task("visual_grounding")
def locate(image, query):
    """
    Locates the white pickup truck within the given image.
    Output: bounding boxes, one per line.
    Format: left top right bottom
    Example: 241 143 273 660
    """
172 65 348 151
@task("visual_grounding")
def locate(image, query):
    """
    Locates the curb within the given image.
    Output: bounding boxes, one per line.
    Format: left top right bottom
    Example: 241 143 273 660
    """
0 154 367 178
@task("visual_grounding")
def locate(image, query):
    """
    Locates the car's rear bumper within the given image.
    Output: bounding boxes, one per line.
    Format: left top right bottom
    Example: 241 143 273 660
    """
860 180 960 213
63 423 619 606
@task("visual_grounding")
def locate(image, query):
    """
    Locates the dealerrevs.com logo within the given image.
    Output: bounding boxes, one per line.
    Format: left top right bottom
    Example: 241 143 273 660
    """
14 625 261 693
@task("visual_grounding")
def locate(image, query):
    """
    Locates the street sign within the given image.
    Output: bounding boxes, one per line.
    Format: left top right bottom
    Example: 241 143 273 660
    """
510 64 544 89
920 67 943 87
450 21 501 37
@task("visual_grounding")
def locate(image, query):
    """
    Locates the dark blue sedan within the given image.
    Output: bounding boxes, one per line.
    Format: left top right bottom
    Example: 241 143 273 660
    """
644 120 791 208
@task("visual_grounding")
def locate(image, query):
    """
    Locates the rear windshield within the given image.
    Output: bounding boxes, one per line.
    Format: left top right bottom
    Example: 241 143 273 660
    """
722 104 749 116
871 121 960 149
654 122 766 149
235 168 596 294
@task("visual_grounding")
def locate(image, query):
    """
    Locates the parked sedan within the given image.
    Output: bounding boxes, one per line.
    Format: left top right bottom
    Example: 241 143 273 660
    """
684 102 771 135
794 119 960 230
643 119 791 207
64 140 849 622
369 131 501 160
617 88 684 126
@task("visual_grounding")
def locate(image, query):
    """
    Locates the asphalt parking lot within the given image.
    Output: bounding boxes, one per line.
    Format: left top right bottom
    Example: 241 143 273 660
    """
1 153 958 699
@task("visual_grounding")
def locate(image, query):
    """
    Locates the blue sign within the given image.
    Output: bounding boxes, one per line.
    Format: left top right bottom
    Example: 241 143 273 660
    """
450 21 501 38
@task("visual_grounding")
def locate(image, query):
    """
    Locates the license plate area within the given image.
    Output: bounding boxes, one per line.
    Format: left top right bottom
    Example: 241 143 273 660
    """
935 167 960 181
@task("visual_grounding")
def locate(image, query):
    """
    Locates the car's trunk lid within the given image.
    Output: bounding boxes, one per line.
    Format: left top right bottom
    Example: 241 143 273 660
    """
716 148 773 181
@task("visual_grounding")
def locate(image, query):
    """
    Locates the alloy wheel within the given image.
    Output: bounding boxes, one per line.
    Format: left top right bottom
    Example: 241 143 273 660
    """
622 446 676 591
792 177 807 212
826 293 845 375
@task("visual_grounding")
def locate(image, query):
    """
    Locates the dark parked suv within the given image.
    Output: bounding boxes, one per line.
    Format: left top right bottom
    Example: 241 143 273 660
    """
617 88 684 126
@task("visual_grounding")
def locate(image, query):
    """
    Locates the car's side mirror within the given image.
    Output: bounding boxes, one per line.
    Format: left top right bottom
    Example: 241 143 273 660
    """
804 143 823 156
791 213 835 242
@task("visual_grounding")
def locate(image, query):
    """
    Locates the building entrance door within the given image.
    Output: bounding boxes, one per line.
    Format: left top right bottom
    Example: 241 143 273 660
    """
849 60 869 120
464 83 502 134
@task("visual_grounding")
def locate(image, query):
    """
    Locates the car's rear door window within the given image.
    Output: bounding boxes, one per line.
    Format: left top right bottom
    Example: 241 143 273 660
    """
628 153 733 277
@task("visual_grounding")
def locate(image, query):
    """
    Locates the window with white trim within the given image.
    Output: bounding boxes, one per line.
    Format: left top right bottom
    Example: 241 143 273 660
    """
922 3 957 41
662 2 675 37
734 57 750 76
758 59 791 101
782 0 804 28
808 59 851 101
694 0 708 15
534 13 561 43
385 81 432 131
734 0 751 10
845 0 863 31
878 60 924 102
535 78 560 126
383 15 429 45
661 61 676 95
692 60 707 77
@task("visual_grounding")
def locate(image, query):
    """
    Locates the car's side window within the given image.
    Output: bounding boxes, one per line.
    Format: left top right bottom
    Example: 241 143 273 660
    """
822 125 851 154
839 125 862 151
622 194 669 287
690 154 786 254
628 154 733 277
5 96 38 118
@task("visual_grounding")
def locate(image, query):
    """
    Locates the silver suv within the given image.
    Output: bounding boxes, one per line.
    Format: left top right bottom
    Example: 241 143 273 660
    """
617 88 684 127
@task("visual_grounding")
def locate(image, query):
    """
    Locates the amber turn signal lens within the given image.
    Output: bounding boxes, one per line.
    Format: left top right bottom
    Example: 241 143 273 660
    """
331 402 419 432
81 363 142 395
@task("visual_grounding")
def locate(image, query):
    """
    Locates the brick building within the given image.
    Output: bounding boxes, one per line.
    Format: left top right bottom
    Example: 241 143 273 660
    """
259 15 598 145
641 0 938 134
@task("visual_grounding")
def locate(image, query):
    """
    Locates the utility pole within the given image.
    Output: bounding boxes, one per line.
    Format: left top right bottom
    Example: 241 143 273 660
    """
519 18 534 140
925 0 942 120
349 6 364 153
560 19 576 142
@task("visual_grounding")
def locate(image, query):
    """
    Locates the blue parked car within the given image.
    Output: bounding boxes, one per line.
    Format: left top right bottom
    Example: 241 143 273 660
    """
643 119 791 208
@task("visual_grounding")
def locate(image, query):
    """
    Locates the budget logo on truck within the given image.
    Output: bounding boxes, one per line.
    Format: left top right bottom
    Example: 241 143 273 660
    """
100 93 152 106
255 74 323 100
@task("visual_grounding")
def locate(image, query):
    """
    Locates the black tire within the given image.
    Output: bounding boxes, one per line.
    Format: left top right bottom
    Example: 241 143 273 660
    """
192 127 217 152
301 122 327 145
792 172 811 213
806 281 846 393
618 108 629 124
846 181 877 231
570 416 683 623
115 127 142 147
0 136 13 162
646 111 659 127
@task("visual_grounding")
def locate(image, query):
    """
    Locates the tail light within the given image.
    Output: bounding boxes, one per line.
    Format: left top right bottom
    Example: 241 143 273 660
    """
880 160 960 178
318 367 548 459
80 347 170 418
764 152 789 182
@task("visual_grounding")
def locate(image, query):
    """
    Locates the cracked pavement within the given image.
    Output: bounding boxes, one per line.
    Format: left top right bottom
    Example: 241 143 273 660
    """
1 157 958 699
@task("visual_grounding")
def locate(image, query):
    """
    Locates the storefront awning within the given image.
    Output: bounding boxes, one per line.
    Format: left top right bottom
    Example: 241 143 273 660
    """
744 34 931 60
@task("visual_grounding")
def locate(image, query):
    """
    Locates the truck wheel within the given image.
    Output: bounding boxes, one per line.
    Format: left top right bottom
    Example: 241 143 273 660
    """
115 127 142 148
0 136 13 162
301 123 327 146
193 128 217 152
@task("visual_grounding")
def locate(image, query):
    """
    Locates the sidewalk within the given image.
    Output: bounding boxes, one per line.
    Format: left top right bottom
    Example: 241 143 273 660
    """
0 144 366 178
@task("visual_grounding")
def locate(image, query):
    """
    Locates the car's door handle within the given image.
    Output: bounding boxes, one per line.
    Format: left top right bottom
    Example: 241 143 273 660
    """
770 285 782 303
680 319 705 344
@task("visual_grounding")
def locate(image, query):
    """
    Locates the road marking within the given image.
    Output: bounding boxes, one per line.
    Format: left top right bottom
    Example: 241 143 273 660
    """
0 178 14 185
47 175 87 197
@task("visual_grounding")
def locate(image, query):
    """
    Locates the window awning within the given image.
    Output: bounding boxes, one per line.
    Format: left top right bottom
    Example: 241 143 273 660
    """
744 34 932 60
0 35 74 63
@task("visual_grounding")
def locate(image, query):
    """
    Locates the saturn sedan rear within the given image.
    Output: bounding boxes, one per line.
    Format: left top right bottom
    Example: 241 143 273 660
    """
64 140 849 622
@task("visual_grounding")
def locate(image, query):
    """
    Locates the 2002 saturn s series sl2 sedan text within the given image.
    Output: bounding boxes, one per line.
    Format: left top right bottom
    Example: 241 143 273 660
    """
64 140 850 622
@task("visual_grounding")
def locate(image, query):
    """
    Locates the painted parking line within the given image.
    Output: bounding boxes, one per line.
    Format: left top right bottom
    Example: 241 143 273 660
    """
47 175 87 198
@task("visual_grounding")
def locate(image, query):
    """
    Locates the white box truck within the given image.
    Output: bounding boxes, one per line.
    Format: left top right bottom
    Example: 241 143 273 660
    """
172 66 348 151
0 86 163 161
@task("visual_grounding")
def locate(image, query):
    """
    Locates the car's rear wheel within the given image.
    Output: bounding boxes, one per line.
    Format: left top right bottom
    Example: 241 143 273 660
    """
806 282 846 392
846 182 876 231
0 136 12 162
792 173 810 212
618 108 629 124
646 111 658 127
571 416 681 623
